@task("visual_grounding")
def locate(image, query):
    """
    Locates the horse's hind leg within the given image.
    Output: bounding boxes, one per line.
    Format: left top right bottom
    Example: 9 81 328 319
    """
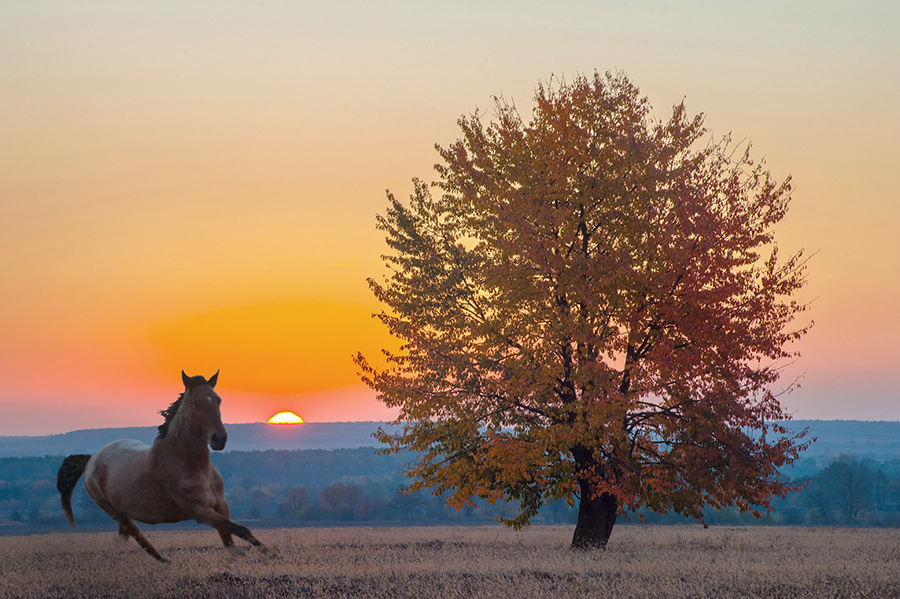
118 517 168 563
88 491 168 563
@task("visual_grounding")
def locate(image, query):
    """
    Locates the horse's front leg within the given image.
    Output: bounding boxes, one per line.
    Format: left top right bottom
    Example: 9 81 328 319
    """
209 503 248 557
210 501 236 550
192 505 272 557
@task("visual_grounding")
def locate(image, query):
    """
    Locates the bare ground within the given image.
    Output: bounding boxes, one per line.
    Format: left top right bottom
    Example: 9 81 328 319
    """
1 525 899 598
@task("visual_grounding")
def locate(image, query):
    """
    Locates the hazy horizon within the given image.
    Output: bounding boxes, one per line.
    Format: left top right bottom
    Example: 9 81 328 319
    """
3 416 900 441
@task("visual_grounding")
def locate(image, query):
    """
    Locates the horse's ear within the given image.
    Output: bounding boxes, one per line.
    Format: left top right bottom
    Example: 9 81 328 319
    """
208 370 219 388
182 370 192 390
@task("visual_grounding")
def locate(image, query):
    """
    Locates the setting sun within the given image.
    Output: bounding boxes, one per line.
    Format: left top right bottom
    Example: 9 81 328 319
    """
268 412 304 425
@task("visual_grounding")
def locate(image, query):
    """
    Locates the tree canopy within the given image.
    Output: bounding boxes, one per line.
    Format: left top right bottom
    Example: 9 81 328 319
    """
357 71 811 549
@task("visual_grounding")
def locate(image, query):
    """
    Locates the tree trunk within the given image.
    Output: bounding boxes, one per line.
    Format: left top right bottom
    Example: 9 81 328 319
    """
571 478 618 550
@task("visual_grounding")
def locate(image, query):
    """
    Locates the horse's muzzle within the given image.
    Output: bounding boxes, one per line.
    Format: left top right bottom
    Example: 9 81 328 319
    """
210 432 227 451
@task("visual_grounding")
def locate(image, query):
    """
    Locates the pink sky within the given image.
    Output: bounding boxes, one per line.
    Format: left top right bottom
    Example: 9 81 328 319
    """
1 1 898 435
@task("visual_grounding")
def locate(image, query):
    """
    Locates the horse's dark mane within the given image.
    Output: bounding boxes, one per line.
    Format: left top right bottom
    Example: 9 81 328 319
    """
157 393 184 439
159 374 214 438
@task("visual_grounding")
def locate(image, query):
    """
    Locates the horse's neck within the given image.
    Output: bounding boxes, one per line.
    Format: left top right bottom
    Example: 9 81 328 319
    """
153 427 211 470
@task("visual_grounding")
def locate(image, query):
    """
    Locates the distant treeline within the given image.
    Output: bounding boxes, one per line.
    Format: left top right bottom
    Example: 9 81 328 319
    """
3 448 900 531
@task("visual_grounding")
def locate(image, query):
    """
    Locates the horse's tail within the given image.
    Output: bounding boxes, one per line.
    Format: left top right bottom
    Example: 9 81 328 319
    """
57 454 92 528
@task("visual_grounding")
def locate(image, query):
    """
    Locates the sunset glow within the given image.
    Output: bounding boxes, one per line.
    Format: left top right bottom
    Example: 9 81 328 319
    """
268 412 304 425
1 1 897 435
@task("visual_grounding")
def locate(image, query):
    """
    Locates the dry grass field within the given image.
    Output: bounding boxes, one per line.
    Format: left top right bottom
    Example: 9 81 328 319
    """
1 525 899 598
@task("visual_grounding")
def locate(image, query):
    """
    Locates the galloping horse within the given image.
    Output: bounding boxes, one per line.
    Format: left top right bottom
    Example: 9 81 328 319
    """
56 371 270 562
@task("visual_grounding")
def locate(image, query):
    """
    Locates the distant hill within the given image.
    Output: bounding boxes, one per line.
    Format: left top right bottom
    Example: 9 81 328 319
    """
0 422 396 458
783 420 900 459
0 420 898 460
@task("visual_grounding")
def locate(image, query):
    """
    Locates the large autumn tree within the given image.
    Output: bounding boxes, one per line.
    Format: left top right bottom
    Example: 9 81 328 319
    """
356 72 811 549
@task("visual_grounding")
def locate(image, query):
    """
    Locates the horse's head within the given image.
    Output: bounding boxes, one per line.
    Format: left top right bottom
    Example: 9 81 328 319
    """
181 370 228 451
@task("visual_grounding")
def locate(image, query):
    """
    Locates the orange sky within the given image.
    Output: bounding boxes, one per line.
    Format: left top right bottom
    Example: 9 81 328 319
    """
1 1 898 435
